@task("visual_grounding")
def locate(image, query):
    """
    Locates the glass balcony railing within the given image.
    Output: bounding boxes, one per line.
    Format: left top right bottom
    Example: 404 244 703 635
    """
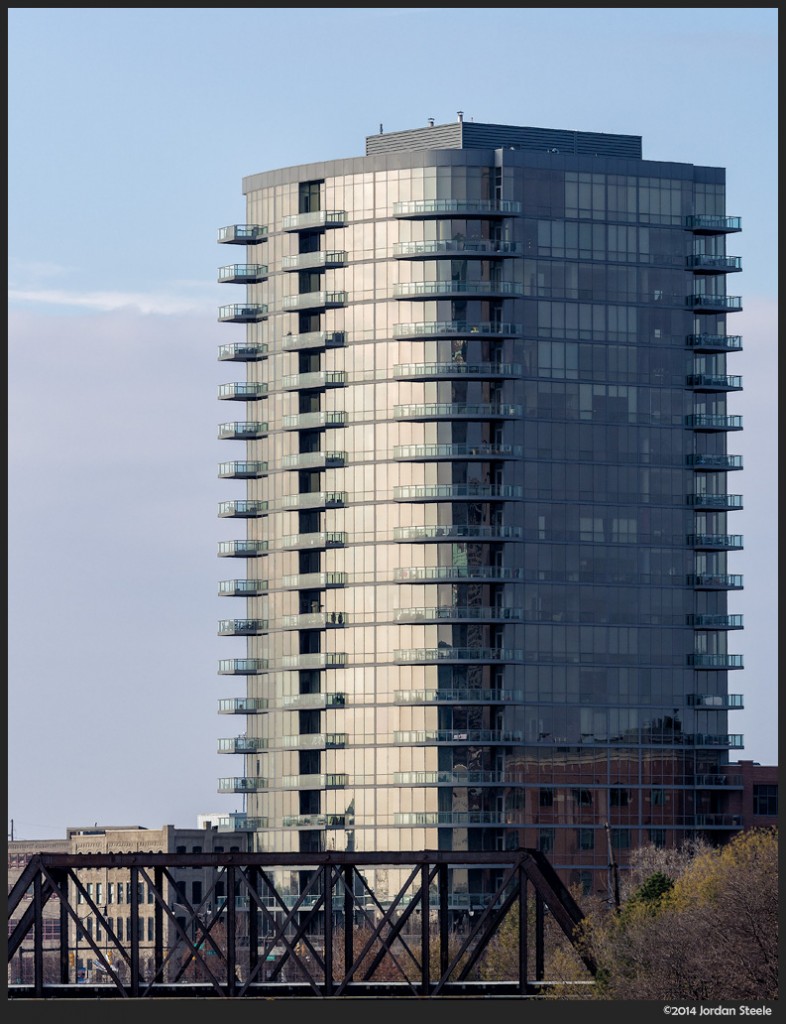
217 618 267 635
281 451 346 469
394 729 523 744
687 694 744 709
687 654 744 669
218 303 268 322
277 733 348 749
281 370 347 390
281 531 348 549
394 483 523 500
691 734 744 748
394 403 523 420
282 330 346 351
216 814 268 831
686 454 742 470
282 210 347 231
282 411 347 430
217 264 268 283
280 693 346 710
281 250 347 270
394 524 522 542
218 500 268 518
687 573 743 589
217 736 266 753
280 571 348 589
395 606 522 622
687 614 743 629
280 491 348 511
392 199 521 218
394 321 525 339
393 239 523 258
217 224 268 244
394 281 520 298
394 689 523 705
282 290 348 311
394 648 522 663
280 773 349 789
218 460 268 479
218 579 268 596
280 611 348 629
217 777 268 793
394 443 522 460
217 342 268 362
687 373 743 391
687 334 743 352
218 382 268 401
217 540 268 558
281 652 347 669
686 295 742 312
686 255 742 273
686 534 743 550
217 421 268 440
685 215 742 233
393 362 521 379
685 414 743 431
686 494 743 510
395 566 521 582
217 697 268 714
218 658 269 675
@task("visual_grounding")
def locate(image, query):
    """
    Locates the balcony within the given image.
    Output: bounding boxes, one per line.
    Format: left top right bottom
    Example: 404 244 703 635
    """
393 729 524 745
282 210 347 231
217 224 268 245
684 215 742 233
282 290 348 312
281 531 348 549
217 264 269 283
687 334 743 353
217 777 268 793
394 403 523 420
282 411 347 430
395 606 522 623
218 303 268 323
218 460 268 479
394 443 522 461
281 450 347 469
281 250 347 271
217 342 268 362
394 566 521 583
394 524 522 542
217 421 268 440
277 733 348 750
393 239 523 258
685 414 743 431
392 199 521 218
281 370 347 390
217 736 266 753
686 255 742 274
687 694 744 709
217 382 268 401
394 648 522 664
280 612 348 629
686 494 743 510
394 484 523 501
687 373 742 391
686 534 743 551
218 579 268 596
280 773 348 789
393 320 524 339
393 362 521 381
218 499 268 518
282 330 346 352
687 654 744 669
281 693 346 710
282 815 328 829
217 540 268 558
687 573 743 589
280 571 348 589
216 814 268 831
218 658 269 675
686 295 742 312
687 614 743 629
394 690 522 706
217 697 268 714
281 653 347 669
217 618 268 636
394 281 519 299
280 490 348 511
687 454 742 471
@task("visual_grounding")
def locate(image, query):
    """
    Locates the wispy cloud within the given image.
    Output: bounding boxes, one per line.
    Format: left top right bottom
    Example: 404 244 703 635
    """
8 287 215 316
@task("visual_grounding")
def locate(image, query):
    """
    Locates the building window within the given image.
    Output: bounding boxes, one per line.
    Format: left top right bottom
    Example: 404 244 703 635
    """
611 828 630 849
96 883 103 904
192 881 203 905
147 917 154 941
649 829 666 848
650 788 666 806
216 880 226 898
578 828 595 851
753 784 778 816
117 883 124 905
573 789 592 807
539 788 555 808
539 828 555 853
610 788 630 807
108 883 114 904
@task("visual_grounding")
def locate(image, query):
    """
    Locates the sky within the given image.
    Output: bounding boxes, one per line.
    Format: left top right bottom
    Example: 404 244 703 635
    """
7 7 779 842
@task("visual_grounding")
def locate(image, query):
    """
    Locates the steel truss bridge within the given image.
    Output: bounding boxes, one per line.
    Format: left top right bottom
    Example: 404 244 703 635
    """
8 849 597 999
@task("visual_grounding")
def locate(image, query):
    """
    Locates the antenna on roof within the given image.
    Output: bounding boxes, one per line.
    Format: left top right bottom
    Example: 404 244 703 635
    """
379 123 383 135
428 117 434 127
457 111 464 123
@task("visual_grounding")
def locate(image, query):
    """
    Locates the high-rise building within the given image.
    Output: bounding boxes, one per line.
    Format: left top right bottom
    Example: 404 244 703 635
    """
215 116 744 895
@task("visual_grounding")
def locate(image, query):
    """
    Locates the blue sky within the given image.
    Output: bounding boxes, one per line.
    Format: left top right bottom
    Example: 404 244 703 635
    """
8 8 778 840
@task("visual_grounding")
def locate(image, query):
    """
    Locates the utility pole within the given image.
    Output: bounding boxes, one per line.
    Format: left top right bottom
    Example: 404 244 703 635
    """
604 821 621 910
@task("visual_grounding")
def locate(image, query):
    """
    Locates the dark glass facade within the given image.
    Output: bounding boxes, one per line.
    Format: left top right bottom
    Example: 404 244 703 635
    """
216 120 744 895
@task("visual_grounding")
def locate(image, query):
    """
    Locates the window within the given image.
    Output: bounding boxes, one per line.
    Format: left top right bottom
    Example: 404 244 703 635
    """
753 784 778 816
650 788 666 806
573 789 592 807
192 881 203 905
96 883 103 904
578 828 595 851
539 828 555 854
539 788 554 808
611 828 630 849
108 883 114 904
117 883 124 905
610 787 630 807
649 829 666 848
